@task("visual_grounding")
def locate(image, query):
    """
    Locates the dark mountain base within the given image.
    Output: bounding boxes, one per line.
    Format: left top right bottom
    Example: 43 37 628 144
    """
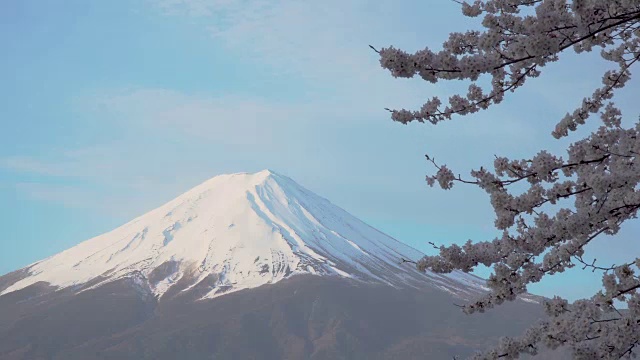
0 275 567 360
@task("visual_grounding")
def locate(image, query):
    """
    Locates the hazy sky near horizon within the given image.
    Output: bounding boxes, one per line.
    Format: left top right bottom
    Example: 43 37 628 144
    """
1 0 639 302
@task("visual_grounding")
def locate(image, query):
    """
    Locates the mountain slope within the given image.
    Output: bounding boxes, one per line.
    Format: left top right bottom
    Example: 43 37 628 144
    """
0 275 566 360
0 170 564 359
1 170 487 301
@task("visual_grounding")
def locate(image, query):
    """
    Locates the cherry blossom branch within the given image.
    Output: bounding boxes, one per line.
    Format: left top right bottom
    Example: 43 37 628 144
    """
570 252 636 273
377 1 640 358
375 3 640 126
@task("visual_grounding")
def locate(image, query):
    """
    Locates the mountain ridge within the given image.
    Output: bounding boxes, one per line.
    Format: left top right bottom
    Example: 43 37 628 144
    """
1 170 488 301
0 170 566 360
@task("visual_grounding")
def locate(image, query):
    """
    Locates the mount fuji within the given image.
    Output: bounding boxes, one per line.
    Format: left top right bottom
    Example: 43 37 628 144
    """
1 169 487 301
0 170 564 360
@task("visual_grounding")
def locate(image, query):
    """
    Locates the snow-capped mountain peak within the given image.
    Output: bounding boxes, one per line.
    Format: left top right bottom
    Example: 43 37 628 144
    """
2 170 487 299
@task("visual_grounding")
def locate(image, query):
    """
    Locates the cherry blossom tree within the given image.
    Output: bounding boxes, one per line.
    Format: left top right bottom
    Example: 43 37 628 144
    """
375 1 640 359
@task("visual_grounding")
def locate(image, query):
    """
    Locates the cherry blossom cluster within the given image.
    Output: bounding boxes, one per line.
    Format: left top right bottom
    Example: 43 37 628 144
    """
420 107 640 358
376 0 640 134
376 0 640 358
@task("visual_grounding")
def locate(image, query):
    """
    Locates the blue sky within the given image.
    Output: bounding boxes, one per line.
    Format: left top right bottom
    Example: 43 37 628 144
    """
1 0 639 302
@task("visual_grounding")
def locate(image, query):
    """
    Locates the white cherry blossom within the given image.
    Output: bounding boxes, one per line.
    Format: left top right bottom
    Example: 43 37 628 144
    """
377 0 640 358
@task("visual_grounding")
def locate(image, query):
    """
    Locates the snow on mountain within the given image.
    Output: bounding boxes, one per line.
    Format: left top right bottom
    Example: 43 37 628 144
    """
1 170 488 300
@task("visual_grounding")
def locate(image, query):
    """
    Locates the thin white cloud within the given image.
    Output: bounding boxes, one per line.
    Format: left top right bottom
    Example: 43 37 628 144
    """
4 144 132 180
14 181 181 219
2 157 69 177
145 0 541 144
153 0 225 16
3 0 546 220
15 183 105 210
4 79 539 219
148 0 444 95
78 88 310 147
